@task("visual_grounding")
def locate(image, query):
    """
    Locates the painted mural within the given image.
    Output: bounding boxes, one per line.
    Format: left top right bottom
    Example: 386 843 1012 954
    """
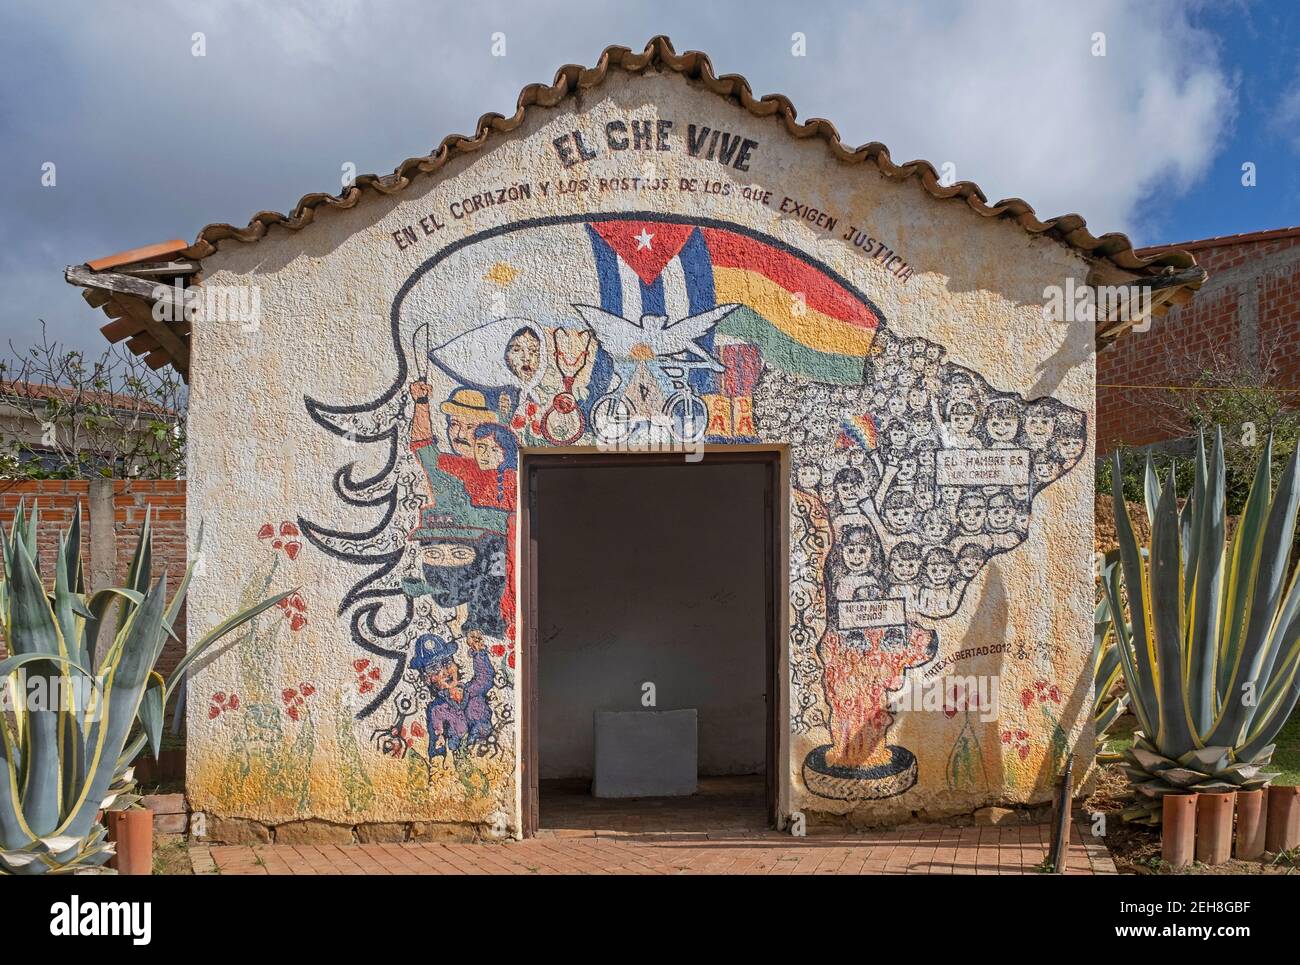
298 212 1086 812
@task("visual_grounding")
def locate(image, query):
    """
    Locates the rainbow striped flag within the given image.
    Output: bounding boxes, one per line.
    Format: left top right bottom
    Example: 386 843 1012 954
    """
836 413 879 450
586 220 880 385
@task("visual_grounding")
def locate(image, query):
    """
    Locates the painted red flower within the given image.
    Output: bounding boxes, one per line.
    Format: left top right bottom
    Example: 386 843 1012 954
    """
281 682 314 722
490 640 517 670
258 520 303 560
209 692 240 719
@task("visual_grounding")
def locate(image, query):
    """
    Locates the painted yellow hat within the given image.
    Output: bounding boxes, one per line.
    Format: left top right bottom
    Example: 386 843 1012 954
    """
439 387 495 421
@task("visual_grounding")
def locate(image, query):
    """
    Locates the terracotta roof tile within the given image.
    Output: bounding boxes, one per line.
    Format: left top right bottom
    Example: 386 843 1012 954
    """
86 240 189 272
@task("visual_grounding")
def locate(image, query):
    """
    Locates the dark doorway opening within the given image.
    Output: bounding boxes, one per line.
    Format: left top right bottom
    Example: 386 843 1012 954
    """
519 451 779 836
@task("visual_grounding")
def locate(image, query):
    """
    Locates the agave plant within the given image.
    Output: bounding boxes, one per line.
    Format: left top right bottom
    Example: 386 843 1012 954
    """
0 501 289 873
1105 431 1300 823
1093 557 1130 761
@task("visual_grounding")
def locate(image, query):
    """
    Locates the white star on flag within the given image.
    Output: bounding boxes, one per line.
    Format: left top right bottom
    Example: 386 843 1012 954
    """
634 228 654 250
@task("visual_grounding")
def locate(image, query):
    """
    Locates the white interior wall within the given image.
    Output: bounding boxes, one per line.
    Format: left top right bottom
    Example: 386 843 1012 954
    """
536 461 769 781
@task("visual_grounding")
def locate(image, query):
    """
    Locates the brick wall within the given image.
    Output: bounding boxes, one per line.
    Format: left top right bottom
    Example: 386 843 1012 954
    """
0 479 188 676
1097 228 1300 454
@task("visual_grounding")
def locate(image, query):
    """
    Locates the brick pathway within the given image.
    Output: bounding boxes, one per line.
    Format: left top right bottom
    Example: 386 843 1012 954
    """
195 820 1114 875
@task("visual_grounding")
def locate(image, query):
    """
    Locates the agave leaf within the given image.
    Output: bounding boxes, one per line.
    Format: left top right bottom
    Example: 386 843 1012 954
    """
7 538 70 837
38 834 81 853
1186 431 1227 736
81 588 144 674
1129 747 1174 772
0 850 40 869
1216 433 1274 710
138 672 165 762
64 503 84 595
1227 448 1300 735
1187 780 1237 793
1155 767 1205 787
1112 450 1158 712
1239 663 1300 761
1150 468 1195 752
0 711 35 851
51 575 169 849
1218 762 1260 781
115 509 152 640
1179 746 1232 772
1144 450 1161 528
1104 562 1155 737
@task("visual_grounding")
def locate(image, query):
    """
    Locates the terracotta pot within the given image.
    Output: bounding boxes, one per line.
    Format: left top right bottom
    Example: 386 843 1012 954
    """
1265 786 1300 853
1195 791 1235 866
1235 789 1267 860
1161 793 1197 869
106 809 153 875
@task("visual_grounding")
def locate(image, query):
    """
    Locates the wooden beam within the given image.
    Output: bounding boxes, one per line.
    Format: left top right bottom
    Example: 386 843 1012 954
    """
111 295 191 372
112 260 202 278
99 315 145 344
65 265 191 320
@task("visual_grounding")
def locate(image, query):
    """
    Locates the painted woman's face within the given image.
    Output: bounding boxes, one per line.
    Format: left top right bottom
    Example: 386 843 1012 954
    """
474 436 506 471
505 330 541 381
957 555 982 579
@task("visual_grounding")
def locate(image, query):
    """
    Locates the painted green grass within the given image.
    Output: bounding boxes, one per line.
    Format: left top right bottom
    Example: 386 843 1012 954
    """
1101 712 1300 785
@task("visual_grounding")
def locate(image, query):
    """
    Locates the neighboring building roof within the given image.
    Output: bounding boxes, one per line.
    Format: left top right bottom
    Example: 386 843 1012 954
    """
1135 225 1300 255
64 34 1207 377
0 379 179 418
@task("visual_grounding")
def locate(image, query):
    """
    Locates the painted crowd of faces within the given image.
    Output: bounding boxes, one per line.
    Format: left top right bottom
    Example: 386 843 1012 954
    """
753 330 1087 621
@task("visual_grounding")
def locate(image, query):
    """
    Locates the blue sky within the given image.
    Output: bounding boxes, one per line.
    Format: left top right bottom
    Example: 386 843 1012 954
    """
0 0 1297 356
1147 2 1299 243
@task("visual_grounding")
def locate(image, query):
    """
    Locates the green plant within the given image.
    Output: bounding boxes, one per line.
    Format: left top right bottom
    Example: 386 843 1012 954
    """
1105 430 1300 823
1093 555 1130 761
0 501 288 873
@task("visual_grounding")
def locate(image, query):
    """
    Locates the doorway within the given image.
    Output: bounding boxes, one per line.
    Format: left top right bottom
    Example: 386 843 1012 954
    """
519 450 781 836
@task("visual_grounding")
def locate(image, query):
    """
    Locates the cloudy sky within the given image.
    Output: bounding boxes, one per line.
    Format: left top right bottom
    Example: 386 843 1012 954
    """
1 0 1297 357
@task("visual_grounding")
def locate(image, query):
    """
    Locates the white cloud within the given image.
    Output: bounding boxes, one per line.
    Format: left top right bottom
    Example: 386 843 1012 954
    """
0 0 1236 352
